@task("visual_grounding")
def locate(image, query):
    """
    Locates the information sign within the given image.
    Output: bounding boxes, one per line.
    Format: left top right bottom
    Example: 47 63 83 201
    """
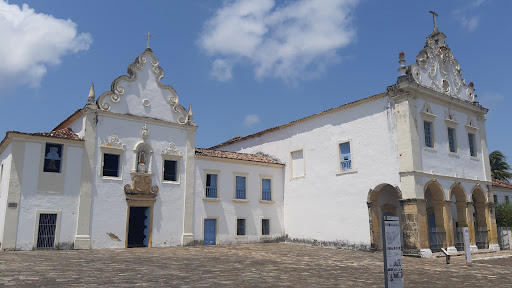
463 227 472 265
382 216 403 288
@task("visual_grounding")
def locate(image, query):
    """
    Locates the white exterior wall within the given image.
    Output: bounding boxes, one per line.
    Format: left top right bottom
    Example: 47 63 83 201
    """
494 186 512 204
219 96 400 245
90 114 191 248
0 145 12 244
194 158 284 244
15 141 83 250
415 98 486 181
69 114 86 139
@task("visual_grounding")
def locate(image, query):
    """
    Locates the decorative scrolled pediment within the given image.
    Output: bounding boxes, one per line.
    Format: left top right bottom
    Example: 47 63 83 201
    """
402 28 477 102
96 49 195 126
161 142 182 157
100 135 125 150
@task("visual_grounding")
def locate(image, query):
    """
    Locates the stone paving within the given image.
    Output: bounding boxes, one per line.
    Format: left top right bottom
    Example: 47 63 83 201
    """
0 243 511 287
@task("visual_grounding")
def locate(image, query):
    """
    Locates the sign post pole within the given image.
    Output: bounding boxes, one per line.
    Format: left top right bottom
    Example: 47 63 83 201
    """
382 216 403 288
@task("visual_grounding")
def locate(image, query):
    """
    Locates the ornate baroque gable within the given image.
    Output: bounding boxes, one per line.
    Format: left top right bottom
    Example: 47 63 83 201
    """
400 27 476 102
97 49 195 125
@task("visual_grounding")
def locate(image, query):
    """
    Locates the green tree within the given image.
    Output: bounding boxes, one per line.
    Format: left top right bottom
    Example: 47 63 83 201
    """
495 202 512 227
489 150 512 182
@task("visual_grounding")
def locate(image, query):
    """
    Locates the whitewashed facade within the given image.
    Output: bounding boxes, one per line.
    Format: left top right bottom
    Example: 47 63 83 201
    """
0 22 501 257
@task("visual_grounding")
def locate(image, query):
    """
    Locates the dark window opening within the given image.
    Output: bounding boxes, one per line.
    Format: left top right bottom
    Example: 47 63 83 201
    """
237 219 246 236
43 143 62 173
103 153 120 177
163 160 178 181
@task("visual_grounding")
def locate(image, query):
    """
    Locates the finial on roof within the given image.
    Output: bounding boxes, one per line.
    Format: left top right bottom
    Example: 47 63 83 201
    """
398 52 406 76
186 104 195 125
429 11 439 32
88 82 95 104
145 31 153 49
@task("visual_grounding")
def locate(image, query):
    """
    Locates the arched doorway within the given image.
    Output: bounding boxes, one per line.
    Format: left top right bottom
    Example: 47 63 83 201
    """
424 181 446 252
367 184 402 250
450 184 467 251
472 187 488 249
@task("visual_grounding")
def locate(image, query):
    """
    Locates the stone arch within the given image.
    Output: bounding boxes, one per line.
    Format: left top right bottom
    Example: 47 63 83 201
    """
424 179 447 252
367 184 402 250
449 182 468 251
470 185 488 249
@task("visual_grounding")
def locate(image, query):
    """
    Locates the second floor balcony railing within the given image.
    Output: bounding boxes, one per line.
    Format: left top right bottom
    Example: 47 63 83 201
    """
236 189 246 199
341 160 352 171
206 187 217 198
262 189 272 201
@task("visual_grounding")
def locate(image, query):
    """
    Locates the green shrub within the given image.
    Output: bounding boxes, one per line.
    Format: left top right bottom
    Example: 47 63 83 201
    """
495 202 512 227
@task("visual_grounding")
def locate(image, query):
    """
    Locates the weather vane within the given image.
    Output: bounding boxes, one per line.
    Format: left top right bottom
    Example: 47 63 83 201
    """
145 31 153 49
429 11 438 31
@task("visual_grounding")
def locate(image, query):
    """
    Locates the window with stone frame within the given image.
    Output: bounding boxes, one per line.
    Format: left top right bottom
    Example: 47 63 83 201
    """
102 153 120 177
163 160 178 182
262 178 272 201
261 219 270 236
468 133 476 157
424 121 433 148
235 175 246 199
236 218 246 236
447 127 457 153
206 173 218 198
43 143 63 173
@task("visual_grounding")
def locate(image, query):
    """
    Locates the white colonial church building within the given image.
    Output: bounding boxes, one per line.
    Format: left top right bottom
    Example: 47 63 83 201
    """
0 21 500 257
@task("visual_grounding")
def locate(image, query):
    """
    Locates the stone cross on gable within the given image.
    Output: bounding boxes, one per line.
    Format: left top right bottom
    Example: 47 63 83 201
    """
429 11 439 31
145 31 153 49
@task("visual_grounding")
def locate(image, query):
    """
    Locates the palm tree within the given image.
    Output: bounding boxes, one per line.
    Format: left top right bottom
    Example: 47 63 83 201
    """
489 150 512 182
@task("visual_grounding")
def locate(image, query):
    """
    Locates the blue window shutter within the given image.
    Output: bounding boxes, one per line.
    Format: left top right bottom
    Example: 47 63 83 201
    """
236 176 245 190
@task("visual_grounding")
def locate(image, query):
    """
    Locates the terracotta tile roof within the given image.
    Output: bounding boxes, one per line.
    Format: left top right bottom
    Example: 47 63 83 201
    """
195 148 283 165
54 109 83 131
209 92 386 149
492 178 512 189
7 128 82 141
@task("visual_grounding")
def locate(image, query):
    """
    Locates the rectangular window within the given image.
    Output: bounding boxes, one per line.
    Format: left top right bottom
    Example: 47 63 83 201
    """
262 219 270 236
102 153 120 177
424 121 433 148
206 174 218 198
493 195 498 204
448 128 456 153
36 213 58 248
468 133 476 157
43 143 63 173
235 176 246 199
236 218 246 236
339 142 352 171
291 150 305 178
262 178 272 201
163 160 178 182
506 196 510 204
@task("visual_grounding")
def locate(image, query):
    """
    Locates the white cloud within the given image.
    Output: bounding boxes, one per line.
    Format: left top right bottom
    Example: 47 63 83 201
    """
211 59 233 81
199 0 358 82
460 15 479 32
244 114 260 127
0 1 92 88
453 0 485 32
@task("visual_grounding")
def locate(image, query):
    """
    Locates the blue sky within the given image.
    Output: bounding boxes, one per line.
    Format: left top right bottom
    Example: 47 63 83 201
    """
0 0 511 163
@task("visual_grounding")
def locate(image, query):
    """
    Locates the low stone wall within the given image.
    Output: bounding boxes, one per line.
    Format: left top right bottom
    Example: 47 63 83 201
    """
498 227 512 250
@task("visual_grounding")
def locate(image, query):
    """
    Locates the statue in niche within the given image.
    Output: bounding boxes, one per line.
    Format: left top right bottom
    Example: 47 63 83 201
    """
137 151 146 173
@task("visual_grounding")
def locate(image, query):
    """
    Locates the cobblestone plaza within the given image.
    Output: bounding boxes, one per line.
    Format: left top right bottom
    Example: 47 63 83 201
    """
0 243 511 287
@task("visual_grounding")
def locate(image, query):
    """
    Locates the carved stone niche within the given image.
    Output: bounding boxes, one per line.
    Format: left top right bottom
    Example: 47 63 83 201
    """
124 174 159 201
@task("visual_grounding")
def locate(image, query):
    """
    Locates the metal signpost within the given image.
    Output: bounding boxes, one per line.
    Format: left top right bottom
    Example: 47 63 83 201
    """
463 227 472 266
382 216 403 288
